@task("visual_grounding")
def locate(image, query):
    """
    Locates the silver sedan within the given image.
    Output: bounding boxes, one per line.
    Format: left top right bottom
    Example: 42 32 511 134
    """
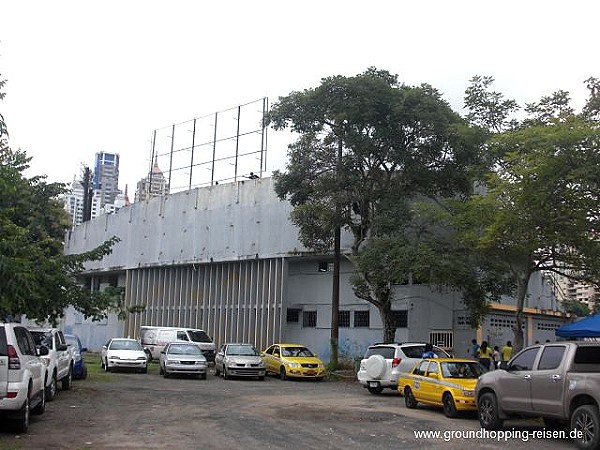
159 342 208 379
214 343 266 380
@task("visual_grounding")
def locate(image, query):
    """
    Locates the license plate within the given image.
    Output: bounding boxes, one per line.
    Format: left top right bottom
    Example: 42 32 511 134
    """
306 370 316 376
369 381 379 388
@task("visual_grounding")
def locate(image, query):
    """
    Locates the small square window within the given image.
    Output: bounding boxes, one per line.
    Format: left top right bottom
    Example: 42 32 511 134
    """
393 310 408 328
338 310 350 328
354 311 370 328
286 308 301 323
318 262 334 272
303 311 317 328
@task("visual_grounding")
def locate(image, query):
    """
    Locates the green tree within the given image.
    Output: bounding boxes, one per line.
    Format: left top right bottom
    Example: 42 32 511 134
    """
561 299 590 318
0 81 122 323
461 77 600 351
268 68 483 347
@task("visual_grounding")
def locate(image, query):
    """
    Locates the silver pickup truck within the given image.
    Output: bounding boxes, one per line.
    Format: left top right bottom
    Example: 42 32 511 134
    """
475 341 600 450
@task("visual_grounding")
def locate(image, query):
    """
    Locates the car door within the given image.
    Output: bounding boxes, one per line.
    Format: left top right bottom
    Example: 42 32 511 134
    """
56 331 69 379
263 345 278 373
499 347 540 413
529 345 567 415
15 327 44 394
0 327 8 399
423 361 443 405
410 360 430 402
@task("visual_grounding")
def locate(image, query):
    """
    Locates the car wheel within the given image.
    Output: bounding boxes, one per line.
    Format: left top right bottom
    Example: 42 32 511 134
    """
215 365 221 377
81 365 88 380
224 367 230 380
478 392 503 430
46 374 57 402
104 358 110 372
144 348 152 362
201 372 207 380
367 385 384 395
163 370 169 378
140 366 148 374
279 366 287 381
11 393 30 433
571 404 600 450
404 387 418 409
443 393 458 418
31 386 46 416
159 365 164 375
62 366 73 391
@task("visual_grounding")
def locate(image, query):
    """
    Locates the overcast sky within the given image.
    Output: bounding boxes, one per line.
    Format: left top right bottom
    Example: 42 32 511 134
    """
1 1 599 195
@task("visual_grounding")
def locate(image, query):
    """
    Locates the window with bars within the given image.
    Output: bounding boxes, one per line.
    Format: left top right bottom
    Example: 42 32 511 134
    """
354 310 370 328
392 310 408 328
338 310 350 328
303 310 317 328
286 308 301 323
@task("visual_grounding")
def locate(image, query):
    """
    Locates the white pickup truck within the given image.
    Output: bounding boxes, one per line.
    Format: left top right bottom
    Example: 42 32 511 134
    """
29 328 74 401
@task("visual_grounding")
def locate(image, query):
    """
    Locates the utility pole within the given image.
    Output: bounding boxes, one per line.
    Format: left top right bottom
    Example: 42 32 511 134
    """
330 131 343 370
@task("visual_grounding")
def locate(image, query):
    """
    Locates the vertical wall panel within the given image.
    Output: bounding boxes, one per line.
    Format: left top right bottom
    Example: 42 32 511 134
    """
123 258 285 349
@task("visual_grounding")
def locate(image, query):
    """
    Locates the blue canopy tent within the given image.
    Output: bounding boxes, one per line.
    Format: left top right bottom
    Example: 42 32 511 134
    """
555 313 600 338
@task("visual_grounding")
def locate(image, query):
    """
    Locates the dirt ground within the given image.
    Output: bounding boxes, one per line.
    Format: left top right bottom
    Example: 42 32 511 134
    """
0 358 577 450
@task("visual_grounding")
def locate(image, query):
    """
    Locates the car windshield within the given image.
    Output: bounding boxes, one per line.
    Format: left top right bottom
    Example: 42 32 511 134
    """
226 345 258 356
65 336 80 350
188 330 212 343
440 361 485 378
31 331 53 349
281 346 313 357
168 344 202 355
110 340 142 351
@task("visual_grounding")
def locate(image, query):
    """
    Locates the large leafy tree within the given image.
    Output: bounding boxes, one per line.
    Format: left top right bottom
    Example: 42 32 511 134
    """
0 80 121 324
461 76 600 351
269 68 484 345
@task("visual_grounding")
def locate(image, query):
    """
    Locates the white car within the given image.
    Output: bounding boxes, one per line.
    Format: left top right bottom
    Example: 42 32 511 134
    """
0 323 48 432
101 338 148 373
214 343 266 380
29 328 74 401
357 342 451 394
159 341 208 379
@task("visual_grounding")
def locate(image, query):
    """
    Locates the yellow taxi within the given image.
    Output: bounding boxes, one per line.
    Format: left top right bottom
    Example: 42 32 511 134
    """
261 343 326 380
398 358 486 417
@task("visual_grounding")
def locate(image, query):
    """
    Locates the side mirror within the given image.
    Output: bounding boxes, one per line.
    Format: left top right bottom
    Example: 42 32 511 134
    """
428 373 439 379
81 347 88 352
57 343 68 351
38 346 49 356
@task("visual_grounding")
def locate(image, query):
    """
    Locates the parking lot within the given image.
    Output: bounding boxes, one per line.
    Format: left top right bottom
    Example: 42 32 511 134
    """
0 360 578 450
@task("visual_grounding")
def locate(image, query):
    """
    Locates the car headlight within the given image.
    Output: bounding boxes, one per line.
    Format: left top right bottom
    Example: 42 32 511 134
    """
288 362 300 368
318 363 325 369
136 356 147 361
109 355 120 360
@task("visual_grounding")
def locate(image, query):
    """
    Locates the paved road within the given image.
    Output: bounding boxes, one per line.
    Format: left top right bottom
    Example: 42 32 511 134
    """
0 367 578 450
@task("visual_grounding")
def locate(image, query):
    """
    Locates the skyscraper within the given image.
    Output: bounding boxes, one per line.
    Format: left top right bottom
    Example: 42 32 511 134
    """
94 152 120 207
135 158 169 202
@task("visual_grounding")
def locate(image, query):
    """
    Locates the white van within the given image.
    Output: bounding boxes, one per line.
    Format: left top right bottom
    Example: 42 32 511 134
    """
140 326 215 362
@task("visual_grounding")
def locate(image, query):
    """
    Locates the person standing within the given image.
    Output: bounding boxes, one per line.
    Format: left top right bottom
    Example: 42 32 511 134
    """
492 345 501 370
422 342 437 359
500 341 513 369
477 341 493 370
470 339 480 359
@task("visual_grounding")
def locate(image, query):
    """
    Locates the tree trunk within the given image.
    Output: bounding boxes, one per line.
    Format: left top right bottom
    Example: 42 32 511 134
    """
378 301 396 344
513 274 530 353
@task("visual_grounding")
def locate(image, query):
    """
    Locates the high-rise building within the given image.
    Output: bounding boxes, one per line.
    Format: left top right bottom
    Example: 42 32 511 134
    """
135 159 169 202
63 178 102 227
94 152 120 207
